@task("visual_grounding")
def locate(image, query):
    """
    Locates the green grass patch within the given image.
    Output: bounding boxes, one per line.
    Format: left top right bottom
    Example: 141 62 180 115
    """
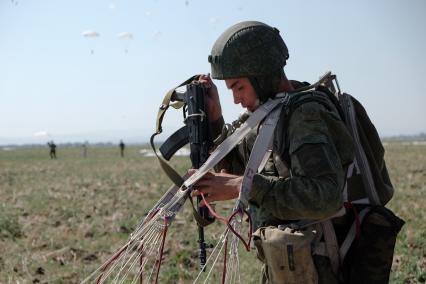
0 144 424 283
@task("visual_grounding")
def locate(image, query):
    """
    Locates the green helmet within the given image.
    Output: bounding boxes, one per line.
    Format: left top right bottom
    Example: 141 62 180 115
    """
208 21 289 101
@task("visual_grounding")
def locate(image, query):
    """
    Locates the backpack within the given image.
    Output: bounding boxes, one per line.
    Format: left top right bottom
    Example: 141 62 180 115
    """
286 74 394 206
285 73 405 283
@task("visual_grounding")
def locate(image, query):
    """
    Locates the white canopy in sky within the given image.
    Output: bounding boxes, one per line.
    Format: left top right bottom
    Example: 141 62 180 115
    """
82 30 100 38
117 32 133 39
33 131 50 137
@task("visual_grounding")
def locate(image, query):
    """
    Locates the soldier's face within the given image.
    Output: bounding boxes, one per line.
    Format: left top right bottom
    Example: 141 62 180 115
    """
225 77 259 112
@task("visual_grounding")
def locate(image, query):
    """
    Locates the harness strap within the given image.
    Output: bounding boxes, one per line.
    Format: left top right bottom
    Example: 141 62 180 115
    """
258 148 273 173
238 93 288 208
321 220 340 275
342 160 357 202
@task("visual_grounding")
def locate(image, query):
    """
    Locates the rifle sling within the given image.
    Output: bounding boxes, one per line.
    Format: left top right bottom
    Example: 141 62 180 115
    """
151 75 200 187
155 75 199 134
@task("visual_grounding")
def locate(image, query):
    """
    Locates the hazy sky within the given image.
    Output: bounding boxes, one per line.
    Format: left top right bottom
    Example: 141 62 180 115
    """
1 0 425 144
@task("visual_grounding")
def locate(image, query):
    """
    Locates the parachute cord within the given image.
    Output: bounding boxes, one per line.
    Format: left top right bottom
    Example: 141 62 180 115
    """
96 244 129 284
226 209 252 251
200 193 228 223
200 193 252 251
135 207 161 284
221 232 228 284
154 217 169 284
139 244 144 284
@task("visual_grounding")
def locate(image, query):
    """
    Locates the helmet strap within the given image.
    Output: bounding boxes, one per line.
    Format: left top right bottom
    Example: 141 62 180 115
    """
248 69 284 103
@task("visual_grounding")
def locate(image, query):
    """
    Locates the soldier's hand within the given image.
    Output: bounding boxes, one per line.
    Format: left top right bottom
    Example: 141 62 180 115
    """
197 74 222 122
189 170 242 207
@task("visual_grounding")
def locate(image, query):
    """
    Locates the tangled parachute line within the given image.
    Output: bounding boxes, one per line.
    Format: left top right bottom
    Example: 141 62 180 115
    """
82 95 288 283
81 182 251 284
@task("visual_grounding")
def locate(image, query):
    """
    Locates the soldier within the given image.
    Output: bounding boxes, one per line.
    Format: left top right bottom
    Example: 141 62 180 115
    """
47 140 57 159
82 141 88 158
119 139 125 158
191 21 402 283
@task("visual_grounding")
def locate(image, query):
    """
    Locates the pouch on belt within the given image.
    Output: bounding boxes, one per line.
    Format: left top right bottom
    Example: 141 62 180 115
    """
253 226 318 284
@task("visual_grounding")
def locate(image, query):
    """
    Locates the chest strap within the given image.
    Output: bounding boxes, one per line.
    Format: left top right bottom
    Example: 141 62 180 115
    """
238 93 289 208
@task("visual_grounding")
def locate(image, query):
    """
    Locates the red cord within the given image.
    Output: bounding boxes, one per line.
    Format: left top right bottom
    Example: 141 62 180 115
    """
226 209 252 251
200 193 252 251
147 208 160 221
344 202 361 239
95 208 162 283
200 193 228 223
154 217 169 284
96 243 129 284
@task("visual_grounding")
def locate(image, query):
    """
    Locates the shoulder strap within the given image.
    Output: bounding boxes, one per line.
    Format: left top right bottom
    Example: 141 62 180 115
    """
339 93 382 205
238 94 289 208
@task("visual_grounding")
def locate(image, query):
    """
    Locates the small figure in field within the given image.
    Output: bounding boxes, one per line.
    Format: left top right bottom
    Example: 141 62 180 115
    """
82 141 88 158
119 140 125 157
47 141 57 159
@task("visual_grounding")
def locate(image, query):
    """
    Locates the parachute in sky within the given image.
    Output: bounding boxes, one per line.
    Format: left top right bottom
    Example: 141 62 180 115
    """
117 32 133 39
33 131 50 138
82 30 100 38
82 30 100 54
117 32 133 54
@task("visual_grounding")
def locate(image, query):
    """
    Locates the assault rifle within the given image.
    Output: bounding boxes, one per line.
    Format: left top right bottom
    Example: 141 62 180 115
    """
159 82 214 270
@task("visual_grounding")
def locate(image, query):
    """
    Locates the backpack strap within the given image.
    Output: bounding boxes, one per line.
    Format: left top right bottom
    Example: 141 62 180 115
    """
339 93 381 206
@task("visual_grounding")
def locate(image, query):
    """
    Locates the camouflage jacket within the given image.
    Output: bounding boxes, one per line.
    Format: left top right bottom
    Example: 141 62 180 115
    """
211 84 355 229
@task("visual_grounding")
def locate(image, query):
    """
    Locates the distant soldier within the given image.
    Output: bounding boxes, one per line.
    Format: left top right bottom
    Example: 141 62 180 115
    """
47 141 57 159
82 141 88 158
119 140 125 157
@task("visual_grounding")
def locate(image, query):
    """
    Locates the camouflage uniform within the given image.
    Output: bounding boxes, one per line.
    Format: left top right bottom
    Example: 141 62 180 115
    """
210 82 355 283
212 83 354 228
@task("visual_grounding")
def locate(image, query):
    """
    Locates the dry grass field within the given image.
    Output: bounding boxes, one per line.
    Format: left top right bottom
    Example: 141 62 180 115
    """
0 143 424 283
